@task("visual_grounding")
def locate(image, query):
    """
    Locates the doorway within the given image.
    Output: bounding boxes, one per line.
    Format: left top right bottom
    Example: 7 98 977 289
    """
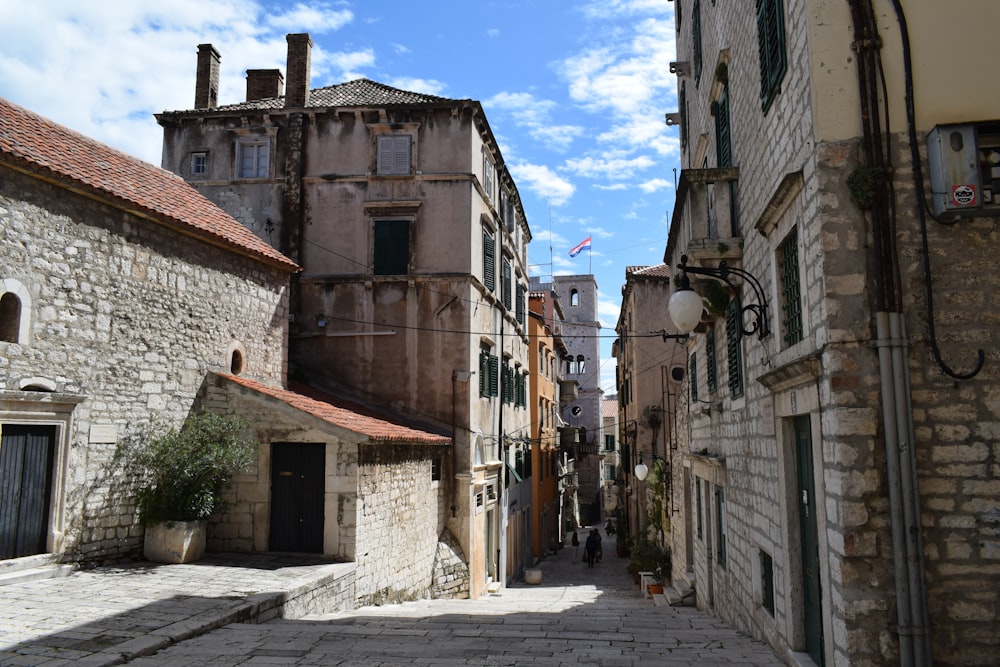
0 424 56 559
269 442 325 553
794 415 824 665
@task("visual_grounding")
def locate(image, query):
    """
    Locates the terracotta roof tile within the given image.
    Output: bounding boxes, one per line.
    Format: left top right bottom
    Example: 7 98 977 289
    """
627 264 672 279
0 97 298 273
602 399 619 418
205 78 460 113
215 373 451 445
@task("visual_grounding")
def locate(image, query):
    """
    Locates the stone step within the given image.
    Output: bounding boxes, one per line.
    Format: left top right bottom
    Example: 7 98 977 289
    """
665 584 696 606
0 554 75 586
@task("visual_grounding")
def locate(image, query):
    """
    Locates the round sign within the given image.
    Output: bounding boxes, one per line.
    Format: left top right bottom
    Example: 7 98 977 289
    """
952 184 976 207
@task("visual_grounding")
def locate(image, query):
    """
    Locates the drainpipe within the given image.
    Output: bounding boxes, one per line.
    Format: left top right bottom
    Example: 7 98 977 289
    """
890 313 931 666
875 312 915 666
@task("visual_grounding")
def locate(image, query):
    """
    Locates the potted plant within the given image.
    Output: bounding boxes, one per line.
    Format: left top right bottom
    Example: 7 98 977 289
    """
120 412 258 563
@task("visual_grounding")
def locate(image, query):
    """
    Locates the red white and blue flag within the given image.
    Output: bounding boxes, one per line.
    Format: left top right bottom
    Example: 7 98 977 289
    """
569 236 592 257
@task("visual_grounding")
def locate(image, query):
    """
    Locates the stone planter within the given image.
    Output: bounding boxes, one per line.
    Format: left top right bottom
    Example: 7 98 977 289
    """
143 520 207 564
524 568 543 585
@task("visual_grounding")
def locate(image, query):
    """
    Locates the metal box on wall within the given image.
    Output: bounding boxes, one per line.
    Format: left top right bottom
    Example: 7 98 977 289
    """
927 122 1000 218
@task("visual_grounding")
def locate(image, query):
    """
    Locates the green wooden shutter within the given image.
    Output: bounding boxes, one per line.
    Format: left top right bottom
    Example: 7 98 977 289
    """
489 354 499 397
756 0 787 112
502 259 512 309
715 87 731 167
726 300 744 398
483 231 496 292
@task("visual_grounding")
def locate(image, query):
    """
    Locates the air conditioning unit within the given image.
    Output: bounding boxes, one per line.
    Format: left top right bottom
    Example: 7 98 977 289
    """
927 122 1000 218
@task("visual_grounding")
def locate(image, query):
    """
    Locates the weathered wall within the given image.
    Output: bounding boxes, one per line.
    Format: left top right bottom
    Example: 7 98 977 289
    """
0 168 289 563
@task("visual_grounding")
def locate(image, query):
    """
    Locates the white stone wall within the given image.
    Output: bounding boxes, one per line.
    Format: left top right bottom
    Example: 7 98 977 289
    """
0 168 290 563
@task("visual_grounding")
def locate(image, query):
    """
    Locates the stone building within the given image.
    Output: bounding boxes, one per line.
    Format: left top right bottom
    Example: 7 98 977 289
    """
531 275 604 524
528 289 566 558
156 34 532 597
613 265 687 546
0 97 297 563
664 1 999 665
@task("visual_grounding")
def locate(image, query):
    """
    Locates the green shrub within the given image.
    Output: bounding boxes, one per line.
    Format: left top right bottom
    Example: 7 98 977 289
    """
121 413 258 524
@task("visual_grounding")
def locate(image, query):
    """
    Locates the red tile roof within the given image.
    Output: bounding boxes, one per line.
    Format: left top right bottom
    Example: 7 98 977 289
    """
0 97 298 273
214 372 451 445
602 399 619 419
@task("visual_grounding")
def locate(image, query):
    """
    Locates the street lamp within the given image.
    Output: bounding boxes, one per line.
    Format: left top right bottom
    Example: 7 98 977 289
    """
667 254 770 340
635 457 649 481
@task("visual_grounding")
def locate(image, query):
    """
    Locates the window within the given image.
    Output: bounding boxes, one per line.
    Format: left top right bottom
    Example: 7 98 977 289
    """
483 154 495 203
479 346 499 398
516 370 527 408
715 86 731 168
237 140 269 178
0 292 21 343
680 83 689 151
570 289 580 306
576 355 586 374
696 477 703 539
515 283 526 326
690 353 699 402
726 299 744 398
377 135 411 175
373 220 409 275
706 327 717 393
431 457 441 481
756 0 787 112
761 550 775 616
715 487 727 566
605 434 615 450
483 230 496 292
502 258 512 309
692 0 703 82
779 228 803 346
190 152 207 175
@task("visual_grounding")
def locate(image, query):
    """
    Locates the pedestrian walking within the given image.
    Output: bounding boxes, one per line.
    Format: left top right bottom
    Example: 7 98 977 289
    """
571 530 580 559
584 530 598 568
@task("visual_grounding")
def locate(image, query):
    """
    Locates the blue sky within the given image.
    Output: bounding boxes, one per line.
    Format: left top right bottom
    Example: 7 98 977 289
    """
0 0 680 394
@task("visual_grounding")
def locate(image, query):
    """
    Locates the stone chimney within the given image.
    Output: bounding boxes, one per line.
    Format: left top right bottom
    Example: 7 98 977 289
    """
246 69 284 102
284 33 312 109
194 44 221 109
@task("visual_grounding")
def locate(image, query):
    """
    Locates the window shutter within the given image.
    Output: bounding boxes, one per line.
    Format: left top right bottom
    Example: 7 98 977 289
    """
479 350 490 397
377 135 411 175
516 283 525 326
693 0 702 81
756 0 787 112
483 231 496 292
726 300 744 398
489 354 499 397
715 87 731 167
502 259 512 309
706 327 718 393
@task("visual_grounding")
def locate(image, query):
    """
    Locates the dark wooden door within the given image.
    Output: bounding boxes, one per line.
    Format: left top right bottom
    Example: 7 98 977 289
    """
269 443 325 553
0 425 56 559
795 415 824 665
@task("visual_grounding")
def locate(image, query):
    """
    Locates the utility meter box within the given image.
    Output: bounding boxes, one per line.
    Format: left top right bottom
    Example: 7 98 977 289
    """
927 122 1000 218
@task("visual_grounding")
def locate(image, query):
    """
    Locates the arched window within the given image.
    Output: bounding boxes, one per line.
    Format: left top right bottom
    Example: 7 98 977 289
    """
577 354 586 374
0 292 21 343
570 289 580 306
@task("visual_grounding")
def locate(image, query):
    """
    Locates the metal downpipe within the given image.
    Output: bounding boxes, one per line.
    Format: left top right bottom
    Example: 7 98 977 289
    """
876 311 915 666
889 313 931 665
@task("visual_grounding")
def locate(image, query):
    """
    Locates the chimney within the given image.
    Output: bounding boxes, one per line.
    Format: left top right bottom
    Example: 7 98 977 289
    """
284 33 312 109
246 69 284 102
195 44 221 109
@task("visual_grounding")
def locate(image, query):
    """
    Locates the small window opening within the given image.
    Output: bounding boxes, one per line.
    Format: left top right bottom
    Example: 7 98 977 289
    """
230 349 244 375
0 293 21 343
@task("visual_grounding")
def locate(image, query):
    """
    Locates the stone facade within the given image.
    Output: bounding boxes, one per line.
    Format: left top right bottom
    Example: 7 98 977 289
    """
0 99 295 564
614 265 687 546
157 36 533 598
665 1 1000 665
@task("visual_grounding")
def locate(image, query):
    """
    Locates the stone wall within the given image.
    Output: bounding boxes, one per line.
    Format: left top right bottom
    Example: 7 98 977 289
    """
354 445 444 606
0 168 289 563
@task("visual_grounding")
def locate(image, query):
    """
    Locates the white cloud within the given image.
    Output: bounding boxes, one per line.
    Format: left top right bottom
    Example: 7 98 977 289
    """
486 91 583 152
267 4 353 33
386 77 448 96
509 163 576 207
638 178 672 193
487 28 500 38
580 0 673 20
0 1 364 164
391 43 411 55
564 155 655 179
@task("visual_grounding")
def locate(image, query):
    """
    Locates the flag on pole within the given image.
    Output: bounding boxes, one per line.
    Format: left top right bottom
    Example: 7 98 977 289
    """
569 236 592 257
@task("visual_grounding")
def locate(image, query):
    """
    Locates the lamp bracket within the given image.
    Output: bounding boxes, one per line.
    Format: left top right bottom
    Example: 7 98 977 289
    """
677 254 770 339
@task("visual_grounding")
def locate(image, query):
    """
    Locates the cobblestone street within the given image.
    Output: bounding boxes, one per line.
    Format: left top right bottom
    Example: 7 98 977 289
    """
1 529 783 666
